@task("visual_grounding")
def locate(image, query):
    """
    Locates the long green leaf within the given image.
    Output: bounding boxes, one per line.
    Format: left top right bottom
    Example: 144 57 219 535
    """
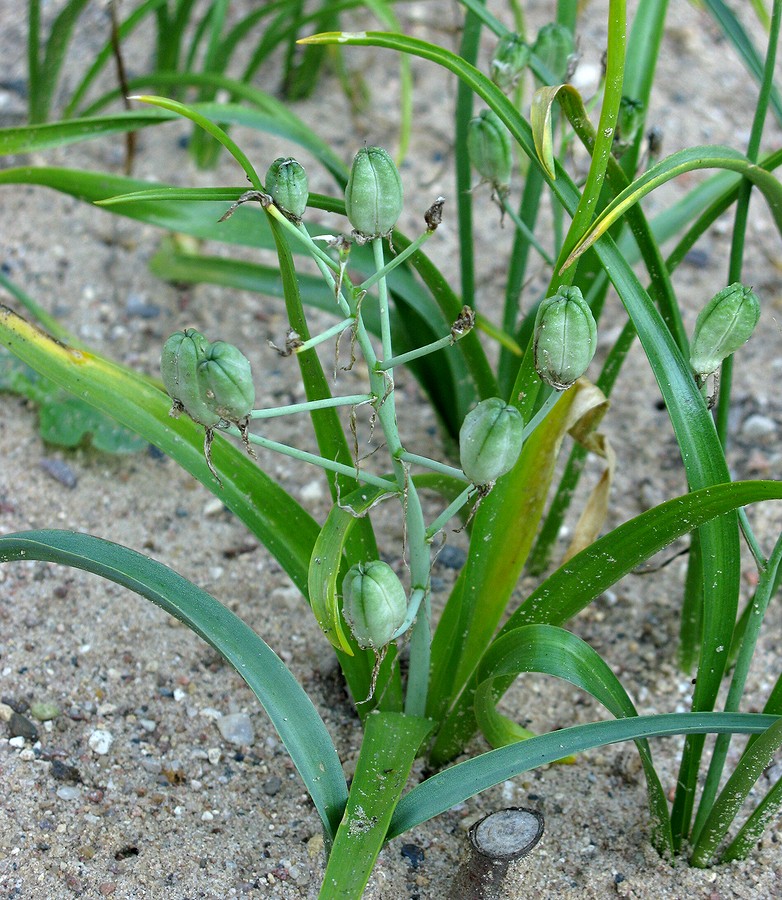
0 305 318 595
390 713 779 840
320 712 432 898
0 110 171 155
562 146 782 268
0 529 347 838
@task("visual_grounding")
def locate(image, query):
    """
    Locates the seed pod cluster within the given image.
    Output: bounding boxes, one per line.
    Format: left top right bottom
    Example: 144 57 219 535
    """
459 397 524 486
342 560 407 650
344 146 403 239
689 283 760 379
161 330 255 427
533 286 597 390
265 157 309 221
467 110 513 195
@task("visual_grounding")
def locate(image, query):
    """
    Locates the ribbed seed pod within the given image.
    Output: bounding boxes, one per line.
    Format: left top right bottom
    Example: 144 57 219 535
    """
467 110 513 193
265 157 309 221
160 329 221 427
533 23 575 83
342 561 407 650
533 286 597 390
689 283 760 378
490 32 531 92
344 146 403 238
197 340 255 423
459 397 524 486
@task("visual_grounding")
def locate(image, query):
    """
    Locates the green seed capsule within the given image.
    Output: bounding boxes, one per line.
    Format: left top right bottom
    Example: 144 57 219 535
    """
197 340 255 422
689 283 760 378
161 329 221 427
533 286 597 390
265 157 309 221
344 146 403 238
467 110 513 193
459 398 524 486
490 33 531 92
342 561 407 650
533 23 575 83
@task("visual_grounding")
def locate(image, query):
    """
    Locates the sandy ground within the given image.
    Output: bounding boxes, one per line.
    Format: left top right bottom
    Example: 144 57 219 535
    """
1 1 782 897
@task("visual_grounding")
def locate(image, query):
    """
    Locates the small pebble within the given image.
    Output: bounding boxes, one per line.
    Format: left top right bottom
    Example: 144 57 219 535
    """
51 760 82 783
39 457 78 489
207 748 221 765
125 293 160 319
216 713 254 746
263 776 282 797
140 758 162 775
9 736 25 749
30 702 60 722
88 729 114 755
401 843 425 869
741 414 776 443
0 702 14 722
9 712 38 742
56 786 81 801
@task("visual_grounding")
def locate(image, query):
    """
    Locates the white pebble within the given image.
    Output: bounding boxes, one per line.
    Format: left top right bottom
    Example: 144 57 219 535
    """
207 748 222 766
9 736 25 749
56 786 81 801
88 729 114 755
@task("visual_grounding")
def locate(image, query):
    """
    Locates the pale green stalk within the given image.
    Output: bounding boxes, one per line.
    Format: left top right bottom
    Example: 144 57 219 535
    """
358 227 436 292
294 317 355 352
250 394 372 419
217 423 396 491
399 452 469 482
379 334 461 371
424 486 475 541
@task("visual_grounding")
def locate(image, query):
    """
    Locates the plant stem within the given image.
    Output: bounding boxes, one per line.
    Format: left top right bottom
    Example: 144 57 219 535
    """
218 424 397 492
501 194 554 265
399 452 469 482
373 238 393 364
522 388 561 438
250 394 372 419
294 317 354 352
425 486 475 541
379 334 459 371
358 228 435 292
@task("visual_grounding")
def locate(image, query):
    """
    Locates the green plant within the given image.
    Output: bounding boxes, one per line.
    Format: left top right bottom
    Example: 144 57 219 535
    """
2 1 782 896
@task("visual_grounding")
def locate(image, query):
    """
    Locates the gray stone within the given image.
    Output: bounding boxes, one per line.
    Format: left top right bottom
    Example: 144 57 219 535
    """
216 713 254 746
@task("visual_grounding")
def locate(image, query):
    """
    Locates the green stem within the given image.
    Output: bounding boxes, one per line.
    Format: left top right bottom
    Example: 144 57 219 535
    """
358 227 435 292
500 194 555 264
218 425 397 492
294 317 354 352
250 394 372 419
399 451 469 482
379 333 459 371
555 0 626 287
373 237 393 364
522 388 561 438
425 486 475 541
